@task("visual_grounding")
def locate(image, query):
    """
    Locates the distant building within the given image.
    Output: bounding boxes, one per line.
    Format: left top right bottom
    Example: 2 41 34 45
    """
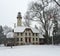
39 34 45 44
6 32 14 38
5 32 14 46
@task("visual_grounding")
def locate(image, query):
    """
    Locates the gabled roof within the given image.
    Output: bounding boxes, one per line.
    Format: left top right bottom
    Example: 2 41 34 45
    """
38 34 44 38
14 26 39 33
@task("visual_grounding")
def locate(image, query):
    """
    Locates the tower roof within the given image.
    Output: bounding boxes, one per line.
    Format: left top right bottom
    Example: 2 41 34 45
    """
17 12 22 18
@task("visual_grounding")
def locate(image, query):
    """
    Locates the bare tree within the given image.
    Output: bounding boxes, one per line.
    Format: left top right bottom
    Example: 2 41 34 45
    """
24 11 31 27
54 0 60 6
24 0 59 44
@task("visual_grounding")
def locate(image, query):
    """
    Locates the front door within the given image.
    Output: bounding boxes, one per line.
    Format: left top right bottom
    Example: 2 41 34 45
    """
25 37 31 44
29 37 31 43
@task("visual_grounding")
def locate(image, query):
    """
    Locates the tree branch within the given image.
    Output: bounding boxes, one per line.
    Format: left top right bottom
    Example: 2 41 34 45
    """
54 0 60 6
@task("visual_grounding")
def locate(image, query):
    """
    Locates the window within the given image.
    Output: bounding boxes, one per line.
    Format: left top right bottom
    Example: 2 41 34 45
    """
25 37 27 42
17 33 19 36
29 33 31 36
21 33 23 36
17 38 19 41
25 33 27 36
29 37 31 43
33 38 34 41
33 33 34 36
36 33 38 36
36 38 38 41
21 38 23 41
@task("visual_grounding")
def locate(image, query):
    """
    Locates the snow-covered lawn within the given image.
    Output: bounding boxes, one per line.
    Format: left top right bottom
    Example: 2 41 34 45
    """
0 45 60 56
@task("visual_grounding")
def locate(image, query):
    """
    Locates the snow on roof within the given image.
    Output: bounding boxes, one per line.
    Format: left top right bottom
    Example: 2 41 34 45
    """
31 28 39 33
6 32 14 38
14 26 39 33
39 34 44 38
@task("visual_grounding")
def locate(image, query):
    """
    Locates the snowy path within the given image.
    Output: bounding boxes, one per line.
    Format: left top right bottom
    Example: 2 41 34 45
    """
0 45 60 56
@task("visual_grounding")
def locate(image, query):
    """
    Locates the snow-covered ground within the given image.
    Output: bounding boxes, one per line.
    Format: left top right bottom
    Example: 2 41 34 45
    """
0 45 60 56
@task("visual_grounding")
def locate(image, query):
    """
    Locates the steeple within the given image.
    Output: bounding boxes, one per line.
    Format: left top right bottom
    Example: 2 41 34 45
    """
17 12 22 26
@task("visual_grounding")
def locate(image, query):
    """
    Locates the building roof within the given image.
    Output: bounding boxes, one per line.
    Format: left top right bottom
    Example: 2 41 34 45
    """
14 26 39 33
17 12 22 18
6 32 14 38
38 34 44 38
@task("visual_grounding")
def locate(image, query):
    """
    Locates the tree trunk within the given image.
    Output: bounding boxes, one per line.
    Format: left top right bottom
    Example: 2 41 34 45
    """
45 30 49 44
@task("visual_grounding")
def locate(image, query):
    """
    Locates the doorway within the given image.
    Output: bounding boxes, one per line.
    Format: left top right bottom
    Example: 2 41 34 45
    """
25 37 31 44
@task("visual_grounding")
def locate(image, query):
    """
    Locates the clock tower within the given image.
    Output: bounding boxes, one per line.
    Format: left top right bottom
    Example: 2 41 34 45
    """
17 12 22 26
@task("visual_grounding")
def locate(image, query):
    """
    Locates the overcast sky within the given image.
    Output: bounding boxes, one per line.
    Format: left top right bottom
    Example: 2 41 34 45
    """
0 0 37 28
